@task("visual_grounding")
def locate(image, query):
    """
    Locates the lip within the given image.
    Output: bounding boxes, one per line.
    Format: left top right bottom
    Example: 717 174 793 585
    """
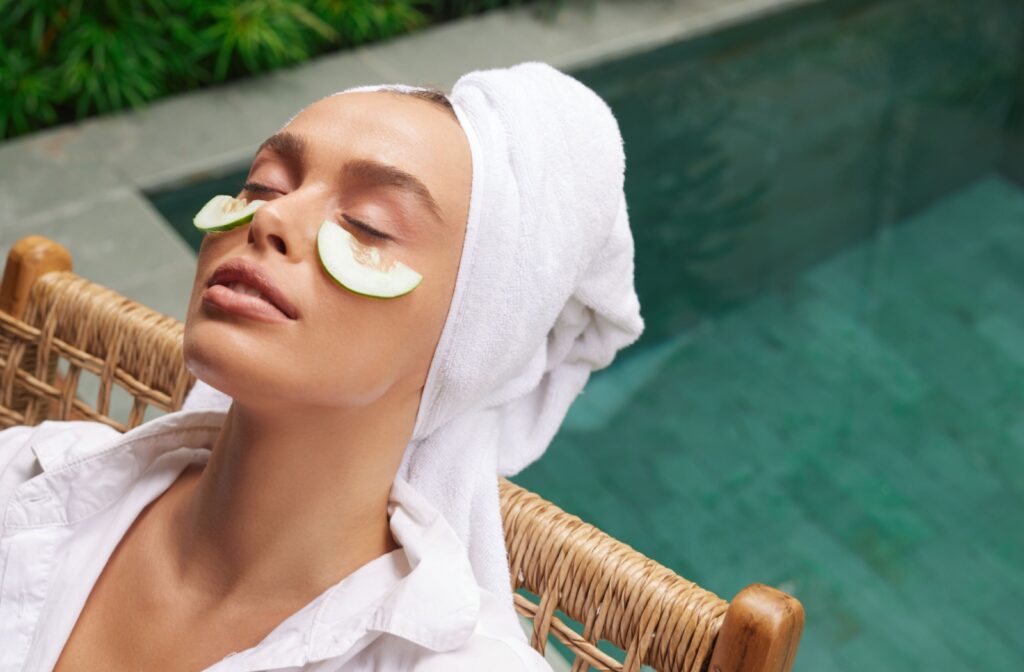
203 257 299 321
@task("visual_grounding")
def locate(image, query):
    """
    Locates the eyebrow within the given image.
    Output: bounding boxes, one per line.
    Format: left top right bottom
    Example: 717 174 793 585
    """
255 131 444 224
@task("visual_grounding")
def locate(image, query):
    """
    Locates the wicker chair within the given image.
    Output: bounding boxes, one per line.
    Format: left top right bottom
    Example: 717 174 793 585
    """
0 235 804 672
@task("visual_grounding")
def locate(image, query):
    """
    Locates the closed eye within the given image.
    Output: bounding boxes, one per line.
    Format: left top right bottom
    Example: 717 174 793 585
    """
241 180 279 195
341 214 393 241
241 181 394 242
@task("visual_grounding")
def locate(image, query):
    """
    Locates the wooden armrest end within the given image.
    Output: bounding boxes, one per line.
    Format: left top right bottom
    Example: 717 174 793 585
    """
709 583 805 672
0 235 73 320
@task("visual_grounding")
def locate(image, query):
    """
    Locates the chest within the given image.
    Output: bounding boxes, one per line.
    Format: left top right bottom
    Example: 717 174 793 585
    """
53 603 239 672
51 550 297 672
50 500 289 672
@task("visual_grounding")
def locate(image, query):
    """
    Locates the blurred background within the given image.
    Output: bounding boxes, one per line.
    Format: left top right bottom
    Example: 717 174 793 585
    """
2 0 1022 670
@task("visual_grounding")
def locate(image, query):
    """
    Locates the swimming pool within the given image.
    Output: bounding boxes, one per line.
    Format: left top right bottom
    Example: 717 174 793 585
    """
148 0 1024 668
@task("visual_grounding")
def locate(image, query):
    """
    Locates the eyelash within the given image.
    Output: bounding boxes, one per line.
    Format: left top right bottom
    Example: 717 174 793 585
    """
241 180 277 195
240 181 394 242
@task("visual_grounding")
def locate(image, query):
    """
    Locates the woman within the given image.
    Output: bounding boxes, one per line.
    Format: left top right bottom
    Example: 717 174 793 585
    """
0 61 644 670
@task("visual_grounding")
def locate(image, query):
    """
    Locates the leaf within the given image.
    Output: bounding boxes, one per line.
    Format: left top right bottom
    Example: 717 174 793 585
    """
0 0 565 138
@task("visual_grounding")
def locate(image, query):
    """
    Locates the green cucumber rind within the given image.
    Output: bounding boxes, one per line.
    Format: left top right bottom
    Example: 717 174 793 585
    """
193 195 266 232
317 252 423 300
316 220 422 299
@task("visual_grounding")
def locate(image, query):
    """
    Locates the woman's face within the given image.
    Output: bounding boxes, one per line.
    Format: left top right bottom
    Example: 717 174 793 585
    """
183 91 472 412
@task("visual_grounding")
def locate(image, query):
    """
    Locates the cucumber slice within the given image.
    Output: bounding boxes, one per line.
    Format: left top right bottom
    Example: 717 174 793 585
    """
193 194 267 232
317 219 422 299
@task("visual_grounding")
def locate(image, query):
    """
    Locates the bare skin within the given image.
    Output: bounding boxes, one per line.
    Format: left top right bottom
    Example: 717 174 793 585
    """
53 90 472 671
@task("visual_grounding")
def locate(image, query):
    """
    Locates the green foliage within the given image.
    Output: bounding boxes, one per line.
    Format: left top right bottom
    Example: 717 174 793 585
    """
0 0 562 140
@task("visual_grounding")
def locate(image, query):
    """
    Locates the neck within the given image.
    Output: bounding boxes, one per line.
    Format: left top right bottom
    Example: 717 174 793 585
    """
167 393 417 609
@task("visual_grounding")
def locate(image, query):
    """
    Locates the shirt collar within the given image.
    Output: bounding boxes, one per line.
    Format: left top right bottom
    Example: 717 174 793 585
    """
5 407 481 657
308 475 482 659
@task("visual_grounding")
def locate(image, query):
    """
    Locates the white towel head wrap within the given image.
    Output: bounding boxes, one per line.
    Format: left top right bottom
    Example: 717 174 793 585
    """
183 61 645 614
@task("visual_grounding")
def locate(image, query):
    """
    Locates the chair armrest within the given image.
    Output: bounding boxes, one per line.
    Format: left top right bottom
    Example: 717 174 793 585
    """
709 583 804 672
0 235 73 320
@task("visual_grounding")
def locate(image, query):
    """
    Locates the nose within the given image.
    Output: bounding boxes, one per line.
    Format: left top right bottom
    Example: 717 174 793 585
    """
248 215 287 255
245 190 327 260
247 206 289 256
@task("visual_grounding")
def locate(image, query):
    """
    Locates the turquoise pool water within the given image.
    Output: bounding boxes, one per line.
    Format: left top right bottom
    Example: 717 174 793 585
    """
515 1 1024 669
149 0 1024 669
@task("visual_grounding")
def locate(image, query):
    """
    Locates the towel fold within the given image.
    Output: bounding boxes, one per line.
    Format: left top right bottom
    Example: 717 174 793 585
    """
184 61 645 620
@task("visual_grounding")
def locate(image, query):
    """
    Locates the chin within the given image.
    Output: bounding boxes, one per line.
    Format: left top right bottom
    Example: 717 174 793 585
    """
184 337 320 413
183 329 263 401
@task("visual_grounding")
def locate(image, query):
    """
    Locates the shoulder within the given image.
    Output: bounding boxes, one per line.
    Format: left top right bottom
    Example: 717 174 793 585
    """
0 420 121 516
0 423 39 491
1 419 121 470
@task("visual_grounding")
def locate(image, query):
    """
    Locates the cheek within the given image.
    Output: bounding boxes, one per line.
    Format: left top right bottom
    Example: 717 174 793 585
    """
291 295 393 399
301 285 438 397
307 295 404 364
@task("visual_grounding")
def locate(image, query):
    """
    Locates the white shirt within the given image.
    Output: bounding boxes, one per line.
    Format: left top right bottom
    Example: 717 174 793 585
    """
0 408 552 671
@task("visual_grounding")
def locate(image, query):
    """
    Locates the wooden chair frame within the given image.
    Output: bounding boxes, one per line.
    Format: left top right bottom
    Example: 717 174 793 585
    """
0 235 804 672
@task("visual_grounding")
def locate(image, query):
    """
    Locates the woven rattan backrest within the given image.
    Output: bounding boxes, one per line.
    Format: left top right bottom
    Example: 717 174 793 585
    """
0 239 803 672
0 271 194 431
502 480 729 670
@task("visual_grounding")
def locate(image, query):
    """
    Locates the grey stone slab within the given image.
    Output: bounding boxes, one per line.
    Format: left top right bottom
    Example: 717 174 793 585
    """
243 50 398 119
1 188 195 303
9 75 322 197
132 56 390 191
0 0 812 205
0 129 124 225
354 0 818 86
0 101 254 199
116 253 197 323
101 92 268 189
350 7 576 88
3 46 398 197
